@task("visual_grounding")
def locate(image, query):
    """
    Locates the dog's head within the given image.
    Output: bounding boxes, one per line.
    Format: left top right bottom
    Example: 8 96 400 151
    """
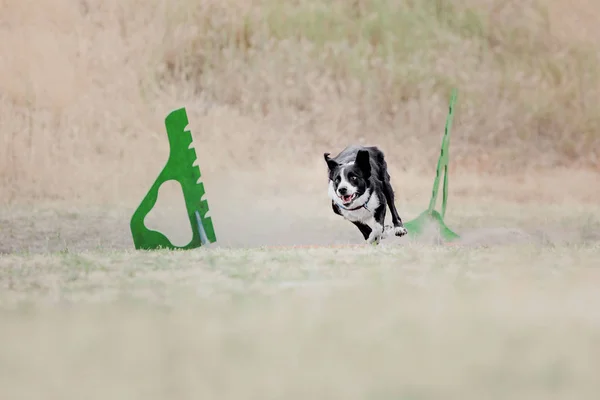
324 150 371 207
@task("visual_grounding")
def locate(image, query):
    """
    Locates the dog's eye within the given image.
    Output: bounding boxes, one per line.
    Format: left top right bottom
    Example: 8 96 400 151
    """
350 175 357 181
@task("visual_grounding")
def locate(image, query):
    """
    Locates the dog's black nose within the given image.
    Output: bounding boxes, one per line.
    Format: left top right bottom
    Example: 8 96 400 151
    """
338 187 347 195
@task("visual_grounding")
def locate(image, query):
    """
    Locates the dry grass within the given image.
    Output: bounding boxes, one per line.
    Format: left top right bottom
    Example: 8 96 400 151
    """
1 0 600 204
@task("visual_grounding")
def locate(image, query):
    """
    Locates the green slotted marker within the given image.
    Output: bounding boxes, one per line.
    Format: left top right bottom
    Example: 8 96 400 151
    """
130 108 216 250
403 88 460 242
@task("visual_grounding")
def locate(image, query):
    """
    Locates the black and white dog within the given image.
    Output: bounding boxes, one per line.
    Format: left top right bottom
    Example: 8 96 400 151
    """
324 145 408 244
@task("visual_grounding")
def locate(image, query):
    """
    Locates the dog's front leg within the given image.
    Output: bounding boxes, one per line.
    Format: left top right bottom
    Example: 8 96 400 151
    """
352 221 372 241
366 205 386 245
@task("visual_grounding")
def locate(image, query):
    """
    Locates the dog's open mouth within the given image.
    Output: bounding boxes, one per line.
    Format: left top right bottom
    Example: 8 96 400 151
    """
340 193 356 205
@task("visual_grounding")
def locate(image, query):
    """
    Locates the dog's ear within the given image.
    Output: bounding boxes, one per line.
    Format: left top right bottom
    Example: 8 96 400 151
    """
355 150 371 176
324 152 338 170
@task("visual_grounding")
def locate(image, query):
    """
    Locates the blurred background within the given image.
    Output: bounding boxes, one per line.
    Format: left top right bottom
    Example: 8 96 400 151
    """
1 0 599 205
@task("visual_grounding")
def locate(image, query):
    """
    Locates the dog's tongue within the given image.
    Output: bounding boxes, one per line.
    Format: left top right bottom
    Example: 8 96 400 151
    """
342 195 353 203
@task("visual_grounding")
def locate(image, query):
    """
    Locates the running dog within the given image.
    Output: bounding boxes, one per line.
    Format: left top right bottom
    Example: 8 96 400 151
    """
324 145 408 244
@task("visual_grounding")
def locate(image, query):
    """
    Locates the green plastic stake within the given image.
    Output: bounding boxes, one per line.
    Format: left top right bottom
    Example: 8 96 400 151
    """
403 89 460 242
130 107 216 250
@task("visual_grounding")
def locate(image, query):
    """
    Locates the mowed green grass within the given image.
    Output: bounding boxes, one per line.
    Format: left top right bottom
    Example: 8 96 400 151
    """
2 239 600 399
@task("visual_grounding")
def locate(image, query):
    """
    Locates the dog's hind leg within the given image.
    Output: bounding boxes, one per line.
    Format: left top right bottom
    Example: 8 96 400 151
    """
382 173 408 237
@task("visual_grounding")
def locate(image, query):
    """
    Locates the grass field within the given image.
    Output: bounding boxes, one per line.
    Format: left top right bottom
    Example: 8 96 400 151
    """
2 182 600 398
2 243 600 399
2 0 600 398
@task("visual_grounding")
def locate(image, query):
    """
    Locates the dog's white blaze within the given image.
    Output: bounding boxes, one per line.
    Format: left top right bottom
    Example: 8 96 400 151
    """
335 166 357 197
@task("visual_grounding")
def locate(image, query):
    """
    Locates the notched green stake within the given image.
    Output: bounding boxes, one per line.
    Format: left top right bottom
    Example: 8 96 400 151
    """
403 89 460 242
130 108 216 250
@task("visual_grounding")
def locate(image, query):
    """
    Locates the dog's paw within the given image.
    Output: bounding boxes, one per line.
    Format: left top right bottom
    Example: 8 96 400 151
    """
393 226 408 237
367 226 384 245
367 235 381 245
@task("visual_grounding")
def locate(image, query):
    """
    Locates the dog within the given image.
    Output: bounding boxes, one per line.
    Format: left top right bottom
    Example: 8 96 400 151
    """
324 145 408 245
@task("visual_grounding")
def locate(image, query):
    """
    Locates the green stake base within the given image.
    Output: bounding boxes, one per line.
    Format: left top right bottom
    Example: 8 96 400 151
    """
404 210 460 242
404 88 460 243
130 107 216 250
